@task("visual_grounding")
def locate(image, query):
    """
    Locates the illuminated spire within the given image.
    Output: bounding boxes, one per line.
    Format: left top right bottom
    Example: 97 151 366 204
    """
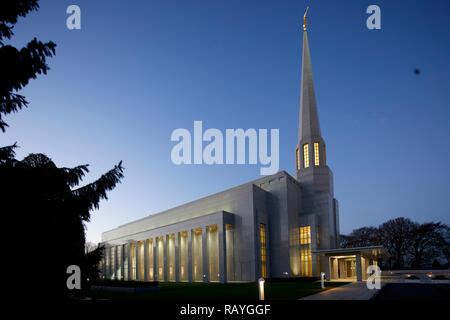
296 8 329 177
298 13 321 143
303 6 309 31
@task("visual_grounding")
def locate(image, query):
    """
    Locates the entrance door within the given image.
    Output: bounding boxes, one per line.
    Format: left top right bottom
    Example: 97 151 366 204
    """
346 261 352 278
346 260 356 278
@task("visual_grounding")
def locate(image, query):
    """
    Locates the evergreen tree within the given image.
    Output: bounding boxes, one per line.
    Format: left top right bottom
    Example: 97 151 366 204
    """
1 1 124 299
0 0 56 132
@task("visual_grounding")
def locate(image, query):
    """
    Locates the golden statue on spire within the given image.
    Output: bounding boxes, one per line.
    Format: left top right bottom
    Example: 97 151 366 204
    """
303 6 309 31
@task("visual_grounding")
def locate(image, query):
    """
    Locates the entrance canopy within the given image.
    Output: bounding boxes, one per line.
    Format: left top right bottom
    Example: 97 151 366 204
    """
314 246 387 282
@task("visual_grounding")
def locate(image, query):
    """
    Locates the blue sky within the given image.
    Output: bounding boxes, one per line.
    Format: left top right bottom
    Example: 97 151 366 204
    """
2 0 450 243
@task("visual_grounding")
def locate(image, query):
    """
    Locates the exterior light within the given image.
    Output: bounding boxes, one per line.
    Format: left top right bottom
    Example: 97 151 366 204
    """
258 278 265 300
320 272 326 289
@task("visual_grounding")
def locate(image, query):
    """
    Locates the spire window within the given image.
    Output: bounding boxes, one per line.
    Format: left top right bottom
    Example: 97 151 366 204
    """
303 144 309 168
314 142 320 166
296 148 300 170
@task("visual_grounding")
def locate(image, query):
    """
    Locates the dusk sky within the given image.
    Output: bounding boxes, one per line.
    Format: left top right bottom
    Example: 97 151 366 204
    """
2 0 450 244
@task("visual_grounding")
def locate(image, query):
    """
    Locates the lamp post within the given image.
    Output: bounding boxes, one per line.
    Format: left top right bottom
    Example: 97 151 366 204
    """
321 272 326 289
258 278 265 300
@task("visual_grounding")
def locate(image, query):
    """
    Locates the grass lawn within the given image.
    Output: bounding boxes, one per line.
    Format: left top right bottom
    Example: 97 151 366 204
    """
88 281 349 301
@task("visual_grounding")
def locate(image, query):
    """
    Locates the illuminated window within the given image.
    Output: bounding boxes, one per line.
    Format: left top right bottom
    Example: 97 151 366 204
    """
192 228 203 282
148 239 154 280
130 242 136 280
260 224 267 278
303 144 309 168
138 240 145 280
179 232 188 281
123 244 129 280
111 246 116 280
207 225 219 282
156 236 164 281
323 144 326 165
301 247 312 276
300 226 311 244
167 234 175 281
226 224 235 281
299 226 312 276
314 142 319 166
105 247 111 279
116 245 122 280
296 148 300 170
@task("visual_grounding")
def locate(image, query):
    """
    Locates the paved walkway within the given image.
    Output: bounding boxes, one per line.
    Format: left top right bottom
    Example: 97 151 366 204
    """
300 282 385 300
373 283 450 300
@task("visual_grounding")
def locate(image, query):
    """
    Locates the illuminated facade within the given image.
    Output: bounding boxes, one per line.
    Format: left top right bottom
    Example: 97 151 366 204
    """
101 20 339 282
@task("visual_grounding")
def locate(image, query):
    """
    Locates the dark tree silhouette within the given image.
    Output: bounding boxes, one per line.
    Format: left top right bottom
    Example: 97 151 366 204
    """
0 0 56 132
378 217 415 269
0 1 124 299
341 227 380 248
1 149 123 299
408 222 449 269
342 217 450 270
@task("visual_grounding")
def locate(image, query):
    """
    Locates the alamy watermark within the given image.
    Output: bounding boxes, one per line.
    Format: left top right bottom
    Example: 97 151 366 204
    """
366 5 381 30
66 5 81 30
366 265 382 289
170 121 279 175
66 265 81 289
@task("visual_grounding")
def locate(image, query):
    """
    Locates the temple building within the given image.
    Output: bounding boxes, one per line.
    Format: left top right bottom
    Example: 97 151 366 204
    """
100 14 373 283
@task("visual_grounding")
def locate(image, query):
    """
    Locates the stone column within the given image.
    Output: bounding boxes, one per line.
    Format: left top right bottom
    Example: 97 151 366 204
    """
332 258 339 279
107 247 112 279
356 253 362 281
104 247 109 279
152 239 157 281
218 222 227 283
114 246 118 280
325 256 331 281
111 247 114 279
202 227 208 282
134 241 139 281
102 248 106 279
188 230 193 282
163 235 168 282
121 245 125 280
102 252 106 278
361 256 366 281
144 239 149 281
175 233 180 282
127 243 131 281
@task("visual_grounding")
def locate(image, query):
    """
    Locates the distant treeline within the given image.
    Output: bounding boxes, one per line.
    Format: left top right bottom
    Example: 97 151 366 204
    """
341 217 450 269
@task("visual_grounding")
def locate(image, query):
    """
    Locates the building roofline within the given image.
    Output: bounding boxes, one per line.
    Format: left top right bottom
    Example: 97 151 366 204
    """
313 245 388 256
103 170 295 235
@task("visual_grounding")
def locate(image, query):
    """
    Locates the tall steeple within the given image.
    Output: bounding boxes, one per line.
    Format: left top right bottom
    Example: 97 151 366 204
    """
295 8 333 196
295 9 340 251
298 22 321 142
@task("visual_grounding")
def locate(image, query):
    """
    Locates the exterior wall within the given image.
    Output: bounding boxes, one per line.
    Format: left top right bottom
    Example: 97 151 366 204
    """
100 170 336 282
101 173 294 282
333 198 340 248
300 213 319 276
297 176 338 251
253 173 303 278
